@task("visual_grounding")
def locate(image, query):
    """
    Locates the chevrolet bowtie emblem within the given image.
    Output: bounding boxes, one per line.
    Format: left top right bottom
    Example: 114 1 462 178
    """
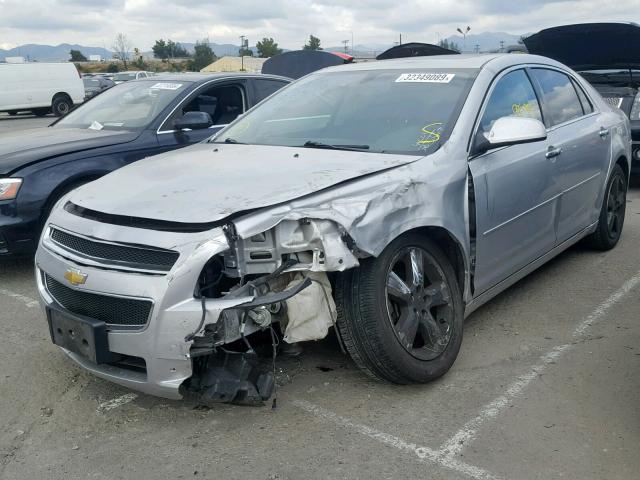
64 268 88 286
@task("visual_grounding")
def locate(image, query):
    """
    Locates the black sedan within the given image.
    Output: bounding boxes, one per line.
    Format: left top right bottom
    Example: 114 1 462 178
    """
0 73 290 256
83 76 116 99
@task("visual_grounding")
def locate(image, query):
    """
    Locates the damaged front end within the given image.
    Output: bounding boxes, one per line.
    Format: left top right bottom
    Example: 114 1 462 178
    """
180 218 358 405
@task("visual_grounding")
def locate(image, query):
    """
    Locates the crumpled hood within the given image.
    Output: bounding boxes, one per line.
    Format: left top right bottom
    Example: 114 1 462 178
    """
524 23 640 70
0 127 138 175
70 143 421 224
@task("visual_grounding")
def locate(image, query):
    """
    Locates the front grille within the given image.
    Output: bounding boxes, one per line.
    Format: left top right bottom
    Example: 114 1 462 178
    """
603 97 623 109
45 274 152 327
50 228 179 272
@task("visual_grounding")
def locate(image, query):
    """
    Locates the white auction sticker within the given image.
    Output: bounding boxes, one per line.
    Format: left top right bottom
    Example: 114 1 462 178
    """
395 73 455 83
150 82 183 90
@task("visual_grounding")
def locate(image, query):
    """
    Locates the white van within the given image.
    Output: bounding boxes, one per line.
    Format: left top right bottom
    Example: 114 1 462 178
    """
0 62 85 117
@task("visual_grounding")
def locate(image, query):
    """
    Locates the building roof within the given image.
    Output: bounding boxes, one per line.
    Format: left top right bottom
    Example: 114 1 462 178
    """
200 56 267 73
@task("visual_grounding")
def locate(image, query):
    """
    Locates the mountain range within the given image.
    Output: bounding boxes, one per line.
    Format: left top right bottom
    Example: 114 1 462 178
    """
0 32 528 62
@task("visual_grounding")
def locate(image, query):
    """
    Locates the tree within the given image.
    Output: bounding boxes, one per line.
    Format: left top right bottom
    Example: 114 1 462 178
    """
69 49 87 62
256 37 282 58
152 39 189 60
112 33 132 68
188 38 216 71
439 39 460 53
303 35 322 51
106 62 120 73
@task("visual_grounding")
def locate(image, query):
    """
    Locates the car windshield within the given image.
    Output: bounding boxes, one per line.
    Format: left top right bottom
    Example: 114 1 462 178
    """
55 80 189 131
114 72 137 81
215 68 476 155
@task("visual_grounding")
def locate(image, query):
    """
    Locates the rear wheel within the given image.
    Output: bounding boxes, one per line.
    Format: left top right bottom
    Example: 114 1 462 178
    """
586 164 627 250
335 234 464 384
52 96 72 117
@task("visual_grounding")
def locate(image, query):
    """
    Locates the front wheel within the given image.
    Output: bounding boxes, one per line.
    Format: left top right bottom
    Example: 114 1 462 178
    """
586 164 627 250
335 234 464 384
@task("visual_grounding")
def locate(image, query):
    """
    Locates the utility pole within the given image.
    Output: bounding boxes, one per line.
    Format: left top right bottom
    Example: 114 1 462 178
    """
456 26 471 52
239 35 246 70
341 39 349 53
399 33 402 45
499 40 505 52
474 44 480 54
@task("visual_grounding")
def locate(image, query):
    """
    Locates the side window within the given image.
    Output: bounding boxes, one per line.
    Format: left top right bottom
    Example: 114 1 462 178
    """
572 79 594 114
161 83 246 131
530 69 584 126
480 69 543 133
253 79 287 103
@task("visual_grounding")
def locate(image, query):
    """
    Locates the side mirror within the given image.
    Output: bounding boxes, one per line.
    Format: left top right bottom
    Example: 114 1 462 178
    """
473 116 547 155
174 111 213 131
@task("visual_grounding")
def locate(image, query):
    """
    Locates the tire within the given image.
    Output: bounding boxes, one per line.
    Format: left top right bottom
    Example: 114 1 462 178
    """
335 233 464 384
52 96 72 117
585 164 627 250
32 108 49 117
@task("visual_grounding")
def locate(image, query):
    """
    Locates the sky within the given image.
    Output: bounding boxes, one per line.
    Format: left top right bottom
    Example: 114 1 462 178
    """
0 0 638 51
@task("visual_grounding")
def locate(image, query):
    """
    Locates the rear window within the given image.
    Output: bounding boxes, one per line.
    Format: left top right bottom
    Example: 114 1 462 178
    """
530 69 584 126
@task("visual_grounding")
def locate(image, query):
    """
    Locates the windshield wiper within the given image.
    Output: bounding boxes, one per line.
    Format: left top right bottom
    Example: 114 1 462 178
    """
224 137 243 144
302 140 370 151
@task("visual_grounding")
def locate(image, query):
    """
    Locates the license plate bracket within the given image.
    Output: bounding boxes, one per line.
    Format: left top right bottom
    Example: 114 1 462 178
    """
47 306 120 364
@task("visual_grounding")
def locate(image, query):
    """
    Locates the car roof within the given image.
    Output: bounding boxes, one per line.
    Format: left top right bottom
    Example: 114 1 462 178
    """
317 53 569 74
136 72 291 83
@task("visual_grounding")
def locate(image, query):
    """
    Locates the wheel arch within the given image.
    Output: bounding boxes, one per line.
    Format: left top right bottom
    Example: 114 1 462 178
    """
371 225 470 301
52 91 72 103
41 173 102 224
616 155 629 182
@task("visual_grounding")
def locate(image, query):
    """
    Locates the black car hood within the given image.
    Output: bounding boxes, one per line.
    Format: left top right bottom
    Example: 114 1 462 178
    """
524 23 640 70
0 127 139 175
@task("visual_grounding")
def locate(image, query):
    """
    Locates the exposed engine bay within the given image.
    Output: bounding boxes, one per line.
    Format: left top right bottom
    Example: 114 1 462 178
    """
180 218 360 405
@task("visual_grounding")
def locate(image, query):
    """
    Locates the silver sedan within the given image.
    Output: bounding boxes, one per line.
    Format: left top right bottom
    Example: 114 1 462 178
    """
36 54 631 403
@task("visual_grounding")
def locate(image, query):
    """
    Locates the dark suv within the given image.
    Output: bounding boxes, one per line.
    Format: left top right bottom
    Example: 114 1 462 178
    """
525 22 640 174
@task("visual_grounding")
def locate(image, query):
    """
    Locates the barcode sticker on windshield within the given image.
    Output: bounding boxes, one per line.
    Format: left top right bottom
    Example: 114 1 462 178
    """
395 73 455 83
150 82 183 90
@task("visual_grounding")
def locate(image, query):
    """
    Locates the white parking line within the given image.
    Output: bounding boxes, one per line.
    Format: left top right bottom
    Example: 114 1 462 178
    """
293 399 501 480
442 270 640 460
0 288 39 308
97 393 138 413
294 270 640 480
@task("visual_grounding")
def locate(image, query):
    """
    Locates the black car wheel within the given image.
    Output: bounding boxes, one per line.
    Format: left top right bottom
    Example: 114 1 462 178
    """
586 164 627 250
335 234 464 384
52 96 72 117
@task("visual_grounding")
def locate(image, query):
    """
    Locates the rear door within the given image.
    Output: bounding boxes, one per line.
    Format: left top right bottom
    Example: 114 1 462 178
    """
529 68 610 243
469 68 559 294
250 77 289 105
157 79 248 147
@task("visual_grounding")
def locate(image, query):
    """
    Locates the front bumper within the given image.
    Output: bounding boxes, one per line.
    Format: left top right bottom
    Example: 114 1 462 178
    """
35 210 249 399
0 207 39 256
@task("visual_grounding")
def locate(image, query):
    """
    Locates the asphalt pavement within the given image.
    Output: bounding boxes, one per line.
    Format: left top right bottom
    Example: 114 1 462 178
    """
0 115 638 480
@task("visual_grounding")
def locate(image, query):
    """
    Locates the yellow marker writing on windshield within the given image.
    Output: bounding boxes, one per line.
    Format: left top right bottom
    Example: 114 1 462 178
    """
417 122 444 145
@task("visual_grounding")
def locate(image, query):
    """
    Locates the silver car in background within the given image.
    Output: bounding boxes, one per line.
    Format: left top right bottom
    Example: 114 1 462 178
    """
35 54 631 404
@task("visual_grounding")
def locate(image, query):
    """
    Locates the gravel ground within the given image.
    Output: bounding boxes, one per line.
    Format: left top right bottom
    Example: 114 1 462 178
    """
0 115 639 480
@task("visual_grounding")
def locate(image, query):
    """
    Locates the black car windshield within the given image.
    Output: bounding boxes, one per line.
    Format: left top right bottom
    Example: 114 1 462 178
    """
214 68 476 155
578 69 640 87
55 80 189 131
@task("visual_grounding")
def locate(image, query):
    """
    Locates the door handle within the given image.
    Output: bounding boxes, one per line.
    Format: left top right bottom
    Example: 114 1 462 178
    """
599 127 610 138
546 146 563 159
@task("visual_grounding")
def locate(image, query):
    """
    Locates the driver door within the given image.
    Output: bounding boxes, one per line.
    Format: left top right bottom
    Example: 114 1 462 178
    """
157 80 247 147
469 68 560 294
